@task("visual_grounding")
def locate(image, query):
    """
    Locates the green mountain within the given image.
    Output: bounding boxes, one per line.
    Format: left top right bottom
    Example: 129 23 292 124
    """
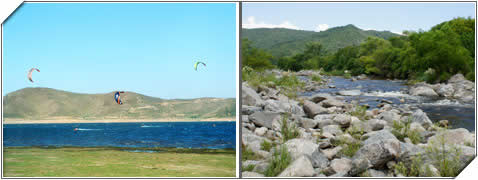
242 24 399 57
3 88 235 120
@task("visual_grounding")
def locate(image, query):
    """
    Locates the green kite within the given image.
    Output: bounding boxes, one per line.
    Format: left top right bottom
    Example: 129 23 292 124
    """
194 61 206 71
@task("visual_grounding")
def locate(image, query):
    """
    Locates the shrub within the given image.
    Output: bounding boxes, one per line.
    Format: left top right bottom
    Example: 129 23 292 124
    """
391 117 423 144
346 126 366 140
280 113 300 142
465 71 475 81
344 73 352 79
242 143 261 161
275 74 305 99
341 141 362 157
310 74 322 83
243 68 278 89
264 145 291 177
426 132 463 177
332 135 363 157
349 105 368 120
261 140 274 152
243 164 255 172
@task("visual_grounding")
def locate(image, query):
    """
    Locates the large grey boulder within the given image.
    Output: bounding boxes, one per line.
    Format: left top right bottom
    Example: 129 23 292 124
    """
252 161 270 173
242 115 250 123
322 99 345 108
242 105 262 115
410 109 433 129
259 86 279 100
254 127 268 136
242 128 270 157
322 146 343 160
242 83 265 106
314 114 336 128
448 74 465 83
349 158 372 176
249 111 281 129
298 117 318 129
263 99 283 112
362 130 398 146
409 122 426 133
278 155 315 177
284 139 319 160
368 169 388 177
303 100 327 118
264 99 305 116
410 85 438 97
397 142 425 165
427 128 475 146
333 114 352 128
367 119 386 131
322 125 343 136
449 74 474 102
436 84 454 97
242 171 265 177
377 111 401 124
308 93 332 103
354 130 400 168
242 160 262 168
329 158 352 174
337 89 362 96
308 149 329 169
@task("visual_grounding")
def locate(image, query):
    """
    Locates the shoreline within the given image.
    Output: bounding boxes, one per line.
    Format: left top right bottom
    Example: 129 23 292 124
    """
3 118 235 124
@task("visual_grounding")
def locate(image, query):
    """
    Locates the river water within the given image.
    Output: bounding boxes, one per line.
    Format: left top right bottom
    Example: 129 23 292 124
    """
301 76 475 131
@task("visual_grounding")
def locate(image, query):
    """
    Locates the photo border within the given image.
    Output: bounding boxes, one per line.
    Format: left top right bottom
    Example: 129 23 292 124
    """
1 1 240 179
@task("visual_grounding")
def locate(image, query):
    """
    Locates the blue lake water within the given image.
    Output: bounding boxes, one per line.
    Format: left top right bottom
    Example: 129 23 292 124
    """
3 121 236 149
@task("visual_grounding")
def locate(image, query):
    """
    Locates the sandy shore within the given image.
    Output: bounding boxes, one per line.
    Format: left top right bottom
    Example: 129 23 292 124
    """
3 118 235 124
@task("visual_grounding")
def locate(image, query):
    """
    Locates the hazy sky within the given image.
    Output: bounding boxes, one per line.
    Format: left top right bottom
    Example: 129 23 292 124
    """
3 3 237 99
243 2 475 34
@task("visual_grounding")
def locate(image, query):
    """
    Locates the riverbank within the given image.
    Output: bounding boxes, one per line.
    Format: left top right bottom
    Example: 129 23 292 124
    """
3 118 235 124
241 69 475 177
3 147 236 177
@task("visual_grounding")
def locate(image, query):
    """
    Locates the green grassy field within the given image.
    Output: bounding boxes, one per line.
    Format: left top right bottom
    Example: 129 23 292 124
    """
3 147 236 177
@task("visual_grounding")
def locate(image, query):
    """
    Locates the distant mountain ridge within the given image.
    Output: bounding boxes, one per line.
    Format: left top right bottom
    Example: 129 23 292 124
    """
3 88 235 120
242 24 399 57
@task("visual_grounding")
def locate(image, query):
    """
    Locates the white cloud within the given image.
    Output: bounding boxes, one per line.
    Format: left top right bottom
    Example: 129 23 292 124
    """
315 24 329 32
242 16 301 30
391 30 404 35
359 25 404 35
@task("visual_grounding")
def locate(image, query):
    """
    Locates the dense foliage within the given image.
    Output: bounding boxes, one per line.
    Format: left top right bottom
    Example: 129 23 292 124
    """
242 17 475 82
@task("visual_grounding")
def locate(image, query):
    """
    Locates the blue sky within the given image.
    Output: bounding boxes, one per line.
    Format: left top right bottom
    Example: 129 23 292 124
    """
243 2 475 34
3 3 237 99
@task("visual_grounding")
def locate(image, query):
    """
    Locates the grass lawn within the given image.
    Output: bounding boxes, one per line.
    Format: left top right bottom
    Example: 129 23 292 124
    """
3 147 236 177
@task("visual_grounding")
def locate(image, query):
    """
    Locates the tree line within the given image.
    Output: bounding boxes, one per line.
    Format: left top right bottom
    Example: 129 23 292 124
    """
242 17 475 83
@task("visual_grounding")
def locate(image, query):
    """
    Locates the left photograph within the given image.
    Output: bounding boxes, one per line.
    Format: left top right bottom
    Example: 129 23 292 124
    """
2 2 237 177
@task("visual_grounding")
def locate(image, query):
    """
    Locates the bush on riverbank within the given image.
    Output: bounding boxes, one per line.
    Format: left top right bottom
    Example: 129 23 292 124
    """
242 66 304 99
264 145 291 177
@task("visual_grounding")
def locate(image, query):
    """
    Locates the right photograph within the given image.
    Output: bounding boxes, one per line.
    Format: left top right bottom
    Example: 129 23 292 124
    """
241 2 475 178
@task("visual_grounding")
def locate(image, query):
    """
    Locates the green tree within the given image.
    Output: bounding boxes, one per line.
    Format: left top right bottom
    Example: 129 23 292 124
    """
242 38 274 70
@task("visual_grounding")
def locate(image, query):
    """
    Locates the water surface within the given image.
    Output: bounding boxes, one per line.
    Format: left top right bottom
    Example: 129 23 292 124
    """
3 121 236 149
301 76 475 131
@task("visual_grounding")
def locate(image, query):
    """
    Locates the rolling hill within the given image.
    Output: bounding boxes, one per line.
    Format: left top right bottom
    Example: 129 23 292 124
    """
3 88 235 120
242 24 399 57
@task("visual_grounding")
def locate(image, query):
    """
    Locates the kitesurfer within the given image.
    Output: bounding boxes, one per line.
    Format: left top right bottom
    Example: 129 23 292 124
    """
114 91 124 105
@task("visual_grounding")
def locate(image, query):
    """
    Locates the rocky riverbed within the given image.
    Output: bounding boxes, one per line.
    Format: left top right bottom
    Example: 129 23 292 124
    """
241 70 475 177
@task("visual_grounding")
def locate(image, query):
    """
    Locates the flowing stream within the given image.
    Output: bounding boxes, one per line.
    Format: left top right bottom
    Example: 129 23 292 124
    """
301 76 475 131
